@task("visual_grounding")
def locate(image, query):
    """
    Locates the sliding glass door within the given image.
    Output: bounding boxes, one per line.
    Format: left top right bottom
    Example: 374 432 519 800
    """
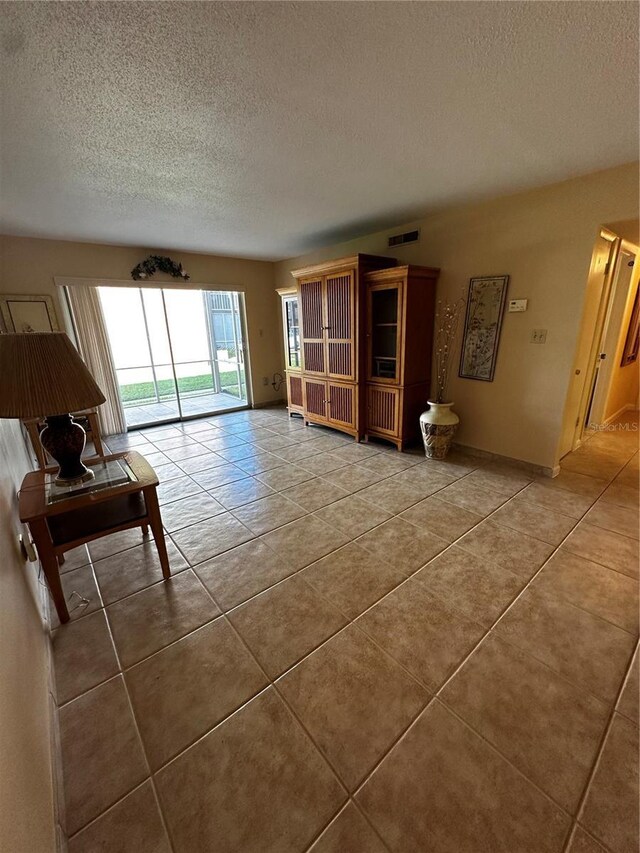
98 286 249 429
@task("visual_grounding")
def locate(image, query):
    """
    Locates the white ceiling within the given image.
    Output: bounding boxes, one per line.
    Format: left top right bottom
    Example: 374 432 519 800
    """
1 2 638 260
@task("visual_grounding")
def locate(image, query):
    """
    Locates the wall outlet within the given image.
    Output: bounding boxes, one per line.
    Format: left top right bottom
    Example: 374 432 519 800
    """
530 329 547 344
262 376 269 386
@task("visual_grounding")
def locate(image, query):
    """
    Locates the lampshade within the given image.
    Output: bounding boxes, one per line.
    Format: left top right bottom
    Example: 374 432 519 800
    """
0 332 106 418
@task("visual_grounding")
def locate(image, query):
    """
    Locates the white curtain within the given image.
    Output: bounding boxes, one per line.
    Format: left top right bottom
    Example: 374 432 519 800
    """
66 286 127 435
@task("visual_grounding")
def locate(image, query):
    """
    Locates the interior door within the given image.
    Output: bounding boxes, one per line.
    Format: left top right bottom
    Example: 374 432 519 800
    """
299 277 325 374
325 270 355 380
303 378 327 421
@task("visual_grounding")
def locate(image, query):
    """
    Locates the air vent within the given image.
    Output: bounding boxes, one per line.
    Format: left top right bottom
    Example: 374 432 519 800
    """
388 229 420 248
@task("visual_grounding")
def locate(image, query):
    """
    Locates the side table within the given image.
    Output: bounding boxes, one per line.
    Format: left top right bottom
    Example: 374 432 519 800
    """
19 451 170 624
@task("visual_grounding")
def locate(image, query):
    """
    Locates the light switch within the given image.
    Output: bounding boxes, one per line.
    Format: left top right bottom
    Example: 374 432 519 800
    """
508 299 528 312
530 329 547 344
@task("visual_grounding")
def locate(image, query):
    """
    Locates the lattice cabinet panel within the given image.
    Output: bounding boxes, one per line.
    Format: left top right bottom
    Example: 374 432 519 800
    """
286 373 304 411
303 378 327 420
367 384 399 436
327 382 356 429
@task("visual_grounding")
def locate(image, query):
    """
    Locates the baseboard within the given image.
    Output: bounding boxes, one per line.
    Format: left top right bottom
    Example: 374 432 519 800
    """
600 403 635 427
452 441 557 478
252 398 286 409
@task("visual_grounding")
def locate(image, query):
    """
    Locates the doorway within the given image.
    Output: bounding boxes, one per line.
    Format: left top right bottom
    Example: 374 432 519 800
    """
98 286 250 429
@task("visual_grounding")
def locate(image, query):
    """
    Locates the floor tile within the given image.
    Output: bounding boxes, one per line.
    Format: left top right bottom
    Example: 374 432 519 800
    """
436 478 508 515
566 828 608 853
107 570 219 668
464 465 532 497
162 443 211 462
563 522 639 578
302 542 406 619
323 464 385 493
580 713 639 853
235 452 288 475
261 515 348 570
176 451 227 475
584 498 640 539
68 781 171 853
209 476 275 509
93 539 188 606
191 463 248 490
51 565 103 627
126 619 267 769
153 434 199 451
156 475 204 506
357 476 431 514
538 470 608 500
272 442 323 463
152 461 184 482
496 589 636 703
315 494 392 538
519 481 595 518
415 546 523 627
171 512 254 564
532 550 639 634
357 452 418 477
141 450 170 468
281 478 350 511
278 625 427 790
255 463 315 491
491 496 577 545
58 545 91 573
88 528 150 562
458 520 554 579
195 538 295 611
52 610 119 705
298 452 350 476
400 496 482 542
160 492 226 533
155 688 345 853
60 676 148 835
356 517 448 576
390 464 454 493
356 578 485 691
356 699 570 853
441 635 609 811
419 451 482 479
332 444 381 463
229 575 347 677
232 493 306 535
600 481 639 510
616 647 639 723
309 803 387 853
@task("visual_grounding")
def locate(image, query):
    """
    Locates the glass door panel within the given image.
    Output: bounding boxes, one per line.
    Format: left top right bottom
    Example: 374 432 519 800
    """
370 286 399 381
284 296 301 369
97 286 249 429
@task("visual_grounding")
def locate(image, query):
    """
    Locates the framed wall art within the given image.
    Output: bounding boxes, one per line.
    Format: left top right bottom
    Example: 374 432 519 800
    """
0 293 60 333
459 275 509 382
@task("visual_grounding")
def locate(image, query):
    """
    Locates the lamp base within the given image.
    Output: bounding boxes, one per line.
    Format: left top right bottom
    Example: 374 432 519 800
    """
40 414 95 485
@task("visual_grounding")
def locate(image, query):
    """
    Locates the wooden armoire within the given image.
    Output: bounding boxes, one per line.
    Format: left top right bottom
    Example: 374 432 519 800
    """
281 255 439 450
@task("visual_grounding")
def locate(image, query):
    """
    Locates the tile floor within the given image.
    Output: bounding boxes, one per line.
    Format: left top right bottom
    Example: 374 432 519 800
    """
52 408 639 852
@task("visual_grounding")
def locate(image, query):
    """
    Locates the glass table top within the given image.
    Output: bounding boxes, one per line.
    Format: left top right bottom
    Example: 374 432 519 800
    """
45 458 137 505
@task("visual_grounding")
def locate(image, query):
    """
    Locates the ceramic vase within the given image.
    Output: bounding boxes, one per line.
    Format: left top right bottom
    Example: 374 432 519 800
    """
420 401 459 459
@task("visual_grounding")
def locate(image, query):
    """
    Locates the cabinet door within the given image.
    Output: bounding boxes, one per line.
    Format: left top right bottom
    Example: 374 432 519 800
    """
325 270 355 380
303 378 328 421
286 372 304 412
299 277 325 374
327 381 356 430
367 384 399 436
367 281 403 384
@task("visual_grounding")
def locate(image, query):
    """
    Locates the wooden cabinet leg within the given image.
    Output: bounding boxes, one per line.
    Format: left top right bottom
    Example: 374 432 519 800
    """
144 486 170 579
31 520 69 623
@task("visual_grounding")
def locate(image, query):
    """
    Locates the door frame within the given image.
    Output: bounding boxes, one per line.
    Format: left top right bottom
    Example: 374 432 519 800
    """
56 277 253 429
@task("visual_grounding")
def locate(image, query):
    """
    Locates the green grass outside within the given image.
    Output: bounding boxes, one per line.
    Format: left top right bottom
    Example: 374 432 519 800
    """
120 371 243 405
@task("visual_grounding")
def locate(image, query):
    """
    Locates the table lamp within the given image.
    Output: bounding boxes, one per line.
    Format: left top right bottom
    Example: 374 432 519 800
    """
0 332 106 484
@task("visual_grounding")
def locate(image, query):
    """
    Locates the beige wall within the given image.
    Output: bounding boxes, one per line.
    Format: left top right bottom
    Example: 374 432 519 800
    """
0 420 57 852
0 236 283 408
275 163 639 470
604 253 640 421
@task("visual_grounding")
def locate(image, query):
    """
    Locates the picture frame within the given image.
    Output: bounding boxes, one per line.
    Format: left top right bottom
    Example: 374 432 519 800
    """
459 275 509 382
620 283 639 367
0 293 60 333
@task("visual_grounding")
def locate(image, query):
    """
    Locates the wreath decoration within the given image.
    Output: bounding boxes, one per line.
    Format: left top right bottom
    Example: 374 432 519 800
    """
131 255 190 281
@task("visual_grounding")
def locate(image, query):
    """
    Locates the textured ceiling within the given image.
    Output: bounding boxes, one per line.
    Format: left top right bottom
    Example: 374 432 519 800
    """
0 2 638 260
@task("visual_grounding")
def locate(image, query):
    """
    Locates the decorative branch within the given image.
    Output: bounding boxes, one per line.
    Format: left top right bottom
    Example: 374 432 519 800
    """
131 255 190 281
433 288 466 403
